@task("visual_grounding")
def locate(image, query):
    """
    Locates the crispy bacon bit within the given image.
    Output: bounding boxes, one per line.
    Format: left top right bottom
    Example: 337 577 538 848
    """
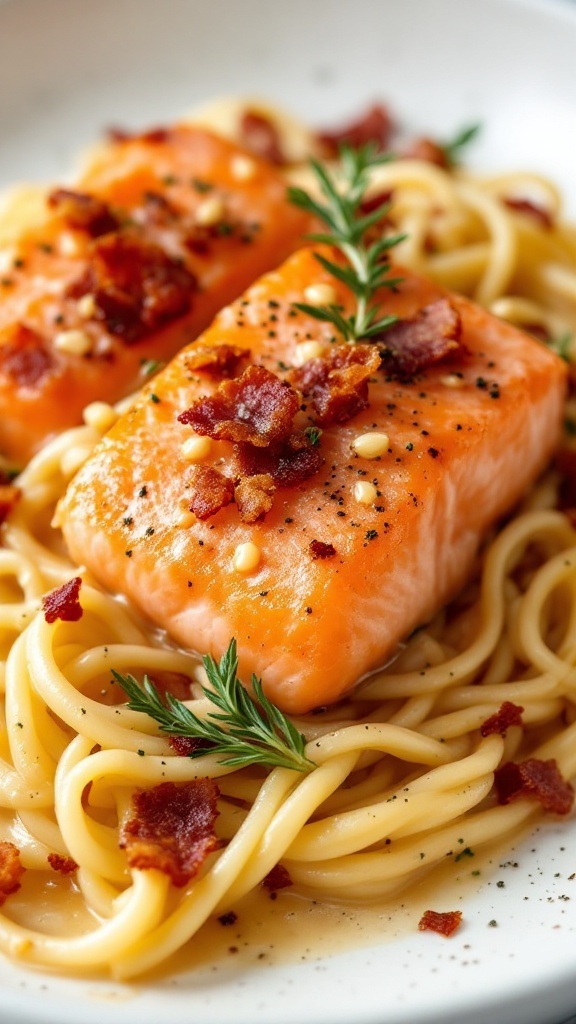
378 299 462 381
239 110 285 165
262 863 293 892
504 197 553 231
47 853 78 875
42 577 83 624
48 188 119 237
317 103 394 157
187 465 234 520
0 324 54 388
179 365 300 447
120 779 220 887
0 476 20 524
480 701 524 737
494 758 574 815
235 473 276 523
401 137 449 168
184 344 250 379
218 910 237 925
310 540 337 559
234 432 324 488
556 448 576 512
418 909 462 937
0 842 25 905
290 344 381 425
70 232 196 343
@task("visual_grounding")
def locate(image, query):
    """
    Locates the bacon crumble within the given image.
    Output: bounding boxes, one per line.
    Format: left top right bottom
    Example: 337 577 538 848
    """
187 465 234 520
0 470 20 525
48 188 119 237
418 909 462 937
184 344 250 379
234 473 276 523
69 232 196 343
400 137 449 168
47 853 78 875
310 540 337 559
290 343 381 425
234 432 324 488
317 103 394 157
42 577 83 624
504 197 553 231
179 365 300 446
378 298 462 381
0 324 54 388
120 779 221 887
262 863 293 892
0 841 25 905
494 758 574 815
480 701 524 737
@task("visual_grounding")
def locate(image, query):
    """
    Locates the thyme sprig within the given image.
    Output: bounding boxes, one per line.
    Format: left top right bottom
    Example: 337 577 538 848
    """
287 144 405 343
112 639 315 773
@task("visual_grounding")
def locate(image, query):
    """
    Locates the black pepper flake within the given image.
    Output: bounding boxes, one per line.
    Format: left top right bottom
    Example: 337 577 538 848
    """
149 393 161 404
365 529 378 541
192 177 213 193
125 550 133 557
476 377 488 390
0 277 14 287
145 526 155 536
123 516 133 526
428 447 439 459
187 580 193 587
218 911 238 926
306 606 313 614
138 486 148 497
284 517 293 524
13 257 25 269
137 749 145 757
406 442 414 451
259 590 269 597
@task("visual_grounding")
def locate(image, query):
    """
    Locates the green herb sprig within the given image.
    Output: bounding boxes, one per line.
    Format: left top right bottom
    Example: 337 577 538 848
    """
112 639 314 773
441 122 481 168
287 144 405 343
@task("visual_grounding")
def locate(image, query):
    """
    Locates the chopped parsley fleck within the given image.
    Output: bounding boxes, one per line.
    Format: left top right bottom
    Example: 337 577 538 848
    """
365 529 378 541
149 393 161 403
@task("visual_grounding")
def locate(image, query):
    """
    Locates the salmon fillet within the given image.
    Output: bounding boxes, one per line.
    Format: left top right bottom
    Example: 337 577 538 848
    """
0 125 311 465
58 247 567 713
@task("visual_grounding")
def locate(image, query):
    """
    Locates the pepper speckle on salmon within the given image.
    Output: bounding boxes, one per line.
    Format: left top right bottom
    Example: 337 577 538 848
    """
58 246 567 713
0 125 312 465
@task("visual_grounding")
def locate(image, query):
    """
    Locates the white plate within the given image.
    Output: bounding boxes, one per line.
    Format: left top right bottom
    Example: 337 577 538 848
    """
2 0 576 1022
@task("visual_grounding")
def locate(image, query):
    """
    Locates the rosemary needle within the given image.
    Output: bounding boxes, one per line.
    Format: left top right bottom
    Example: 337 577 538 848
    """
287 143 405 343
112 638 315 773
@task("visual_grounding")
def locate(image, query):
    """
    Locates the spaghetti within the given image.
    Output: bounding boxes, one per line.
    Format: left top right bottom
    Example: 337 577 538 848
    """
1 101 576 980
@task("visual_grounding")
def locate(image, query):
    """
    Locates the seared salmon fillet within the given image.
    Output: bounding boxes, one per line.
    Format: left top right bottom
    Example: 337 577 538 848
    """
0 125 312 465
58 247 566 713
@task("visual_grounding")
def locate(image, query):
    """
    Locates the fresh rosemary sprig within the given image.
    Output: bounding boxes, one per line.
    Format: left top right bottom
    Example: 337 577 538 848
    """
287 143 405 343
112 639 315 773
441 122 481 167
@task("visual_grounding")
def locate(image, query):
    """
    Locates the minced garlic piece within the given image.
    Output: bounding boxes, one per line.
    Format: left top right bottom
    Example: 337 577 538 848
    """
231 155 256 181
195 196 225 226
77 292 97 318
82 401 118 433
232 541 261 573
175 509 196 529
353 481 378 505
303 283 337 306
293 340 324 366
352 431 390 459
54 329 92 356
180 436 212 462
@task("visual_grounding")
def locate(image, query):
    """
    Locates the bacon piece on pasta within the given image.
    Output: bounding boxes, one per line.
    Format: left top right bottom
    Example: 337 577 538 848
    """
184 344 250 379
187 465 234 521
378 299 462 381
234 473 276 523
290 344 381 425
418 909 462 937
0 325 54 389
480 701 524 737
494 758 574 815
42 577 83 624
69 232 197 344
168 735 213 756
239 110 285 165
0 841 25 905
47 853 78 875
262 863 293 892
48 188 119 237
179 365 300 446
317 103 394 157
148 671 193 702
234 432 324 488
503 197 553 231
400 137 449 168
121 779 221 887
